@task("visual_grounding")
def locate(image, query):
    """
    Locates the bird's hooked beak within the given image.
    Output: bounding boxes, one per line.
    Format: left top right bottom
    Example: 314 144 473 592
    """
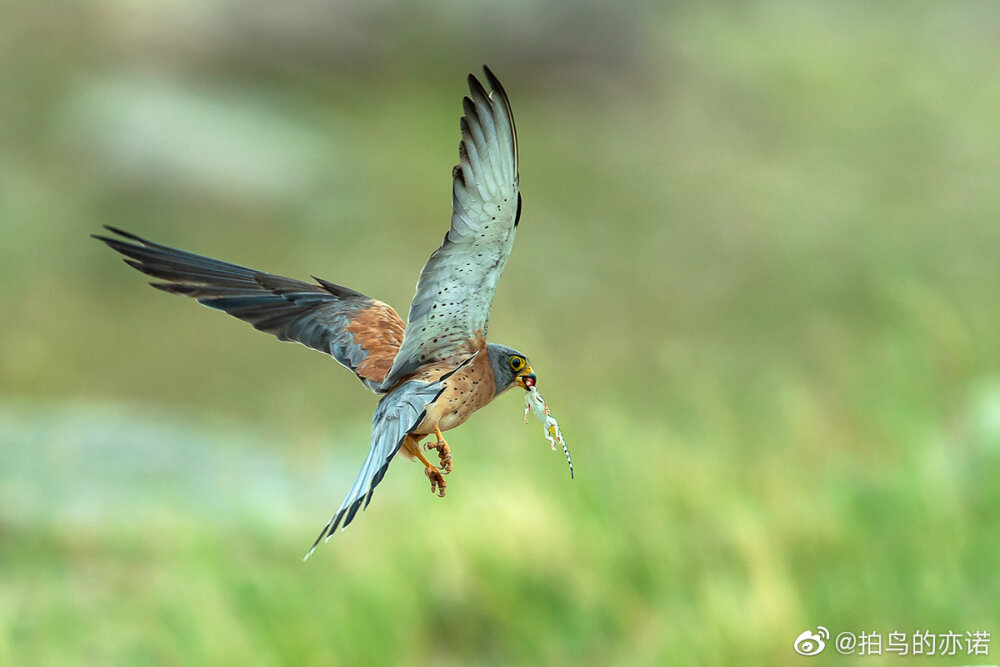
515 365 536 391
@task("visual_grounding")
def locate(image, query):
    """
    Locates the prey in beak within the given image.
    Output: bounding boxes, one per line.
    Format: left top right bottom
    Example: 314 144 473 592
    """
516 366 536 390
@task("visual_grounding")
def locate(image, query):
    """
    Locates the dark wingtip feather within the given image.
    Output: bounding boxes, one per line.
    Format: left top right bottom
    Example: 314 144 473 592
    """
481 66 511 107
92 227 132 247
96 237 145 263
482 65 502 93
149 282 185 294
479 66 517 168
101 225 148 244
462 96 476 120
467 72 489 101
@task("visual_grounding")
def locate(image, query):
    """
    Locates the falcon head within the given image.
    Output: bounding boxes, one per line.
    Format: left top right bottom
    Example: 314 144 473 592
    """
486 343 536 396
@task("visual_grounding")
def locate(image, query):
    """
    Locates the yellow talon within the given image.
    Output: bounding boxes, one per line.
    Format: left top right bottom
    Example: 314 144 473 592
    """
424 426 453 474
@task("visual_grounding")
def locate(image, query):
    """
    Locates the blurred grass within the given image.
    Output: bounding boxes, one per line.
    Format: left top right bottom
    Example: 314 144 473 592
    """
3 1 1000 665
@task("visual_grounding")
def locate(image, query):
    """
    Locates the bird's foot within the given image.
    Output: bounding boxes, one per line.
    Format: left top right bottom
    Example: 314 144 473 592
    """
424 465 447 497
425 438 453 474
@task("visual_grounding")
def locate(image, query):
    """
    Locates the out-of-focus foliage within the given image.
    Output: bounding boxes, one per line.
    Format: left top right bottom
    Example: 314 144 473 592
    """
3 1 1000 665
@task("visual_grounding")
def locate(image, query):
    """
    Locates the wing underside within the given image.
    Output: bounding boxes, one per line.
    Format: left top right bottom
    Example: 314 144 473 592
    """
379 67 520 390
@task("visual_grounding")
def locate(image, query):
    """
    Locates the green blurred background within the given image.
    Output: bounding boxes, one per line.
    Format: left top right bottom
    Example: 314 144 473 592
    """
3 1 1000 665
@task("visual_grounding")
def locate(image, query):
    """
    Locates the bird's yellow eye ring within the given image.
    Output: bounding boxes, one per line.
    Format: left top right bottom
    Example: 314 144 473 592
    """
509 356 524 372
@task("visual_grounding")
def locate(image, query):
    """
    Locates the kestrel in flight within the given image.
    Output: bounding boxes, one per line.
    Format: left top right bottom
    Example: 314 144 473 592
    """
95 67 538 557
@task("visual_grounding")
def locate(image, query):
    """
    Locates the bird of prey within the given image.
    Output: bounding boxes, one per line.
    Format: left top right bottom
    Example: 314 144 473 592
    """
94 67 538 558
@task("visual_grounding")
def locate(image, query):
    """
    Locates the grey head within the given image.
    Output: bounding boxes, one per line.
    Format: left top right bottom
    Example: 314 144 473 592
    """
486 343 536 397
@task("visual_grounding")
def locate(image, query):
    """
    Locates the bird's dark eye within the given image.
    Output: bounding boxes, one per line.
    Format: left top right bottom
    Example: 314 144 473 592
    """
509 356 524 371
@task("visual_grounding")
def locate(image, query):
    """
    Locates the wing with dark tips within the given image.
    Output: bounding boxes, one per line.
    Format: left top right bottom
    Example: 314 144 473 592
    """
93 226 404 390
379 67 519 390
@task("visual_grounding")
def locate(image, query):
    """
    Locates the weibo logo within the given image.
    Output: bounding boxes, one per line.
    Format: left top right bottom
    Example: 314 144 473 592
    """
793 626 830 656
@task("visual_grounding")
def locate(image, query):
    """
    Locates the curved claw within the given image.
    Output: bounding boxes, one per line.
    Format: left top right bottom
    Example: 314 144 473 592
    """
425 439 453 474
424 465 447 497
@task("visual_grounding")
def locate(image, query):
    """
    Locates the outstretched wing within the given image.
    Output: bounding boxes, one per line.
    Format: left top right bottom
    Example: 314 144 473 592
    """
303 353 475 559
380 66 520 390
94 226 404 391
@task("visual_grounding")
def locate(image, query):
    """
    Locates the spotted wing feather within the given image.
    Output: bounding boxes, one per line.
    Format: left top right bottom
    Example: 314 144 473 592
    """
93 226 404 390
380 67 519 389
